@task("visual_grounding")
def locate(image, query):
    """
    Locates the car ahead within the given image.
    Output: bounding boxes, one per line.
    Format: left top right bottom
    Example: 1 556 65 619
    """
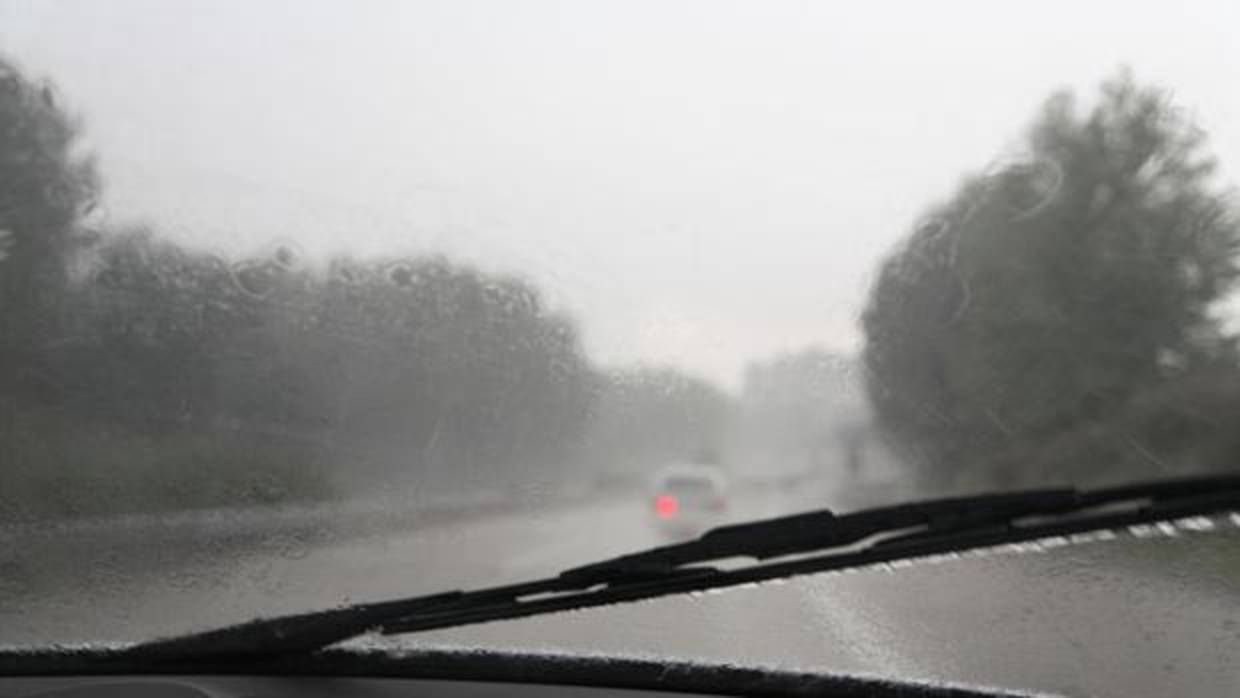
649 464 729 540
5 475 1240 698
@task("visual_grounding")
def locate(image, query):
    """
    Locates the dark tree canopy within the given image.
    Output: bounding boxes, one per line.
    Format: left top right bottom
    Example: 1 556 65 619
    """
863 72 1240 488
0 52 603 517
0 54 99 376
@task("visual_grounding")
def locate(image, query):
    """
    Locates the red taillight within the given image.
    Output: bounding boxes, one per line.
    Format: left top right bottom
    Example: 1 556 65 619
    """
655 494 679 518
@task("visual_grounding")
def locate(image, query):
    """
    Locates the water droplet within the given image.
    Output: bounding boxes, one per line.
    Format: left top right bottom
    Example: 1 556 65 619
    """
233 261 278 298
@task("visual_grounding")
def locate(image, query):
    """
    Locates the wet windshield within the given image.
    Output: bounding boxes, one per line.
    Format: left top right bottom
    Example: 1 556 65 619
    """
2 0 1239 670
387 516 1240 697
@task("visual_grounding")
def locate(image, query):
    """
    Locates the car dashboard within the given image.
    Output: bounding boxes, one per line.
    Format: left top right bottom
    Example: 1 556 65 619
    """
0 676 731 698
0 649 1028 698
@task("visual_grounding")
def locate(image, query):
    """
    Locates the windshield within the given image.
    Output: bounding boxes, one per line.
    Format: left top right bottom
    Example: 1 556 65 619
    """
2 0 1238 681
376 517 1240 697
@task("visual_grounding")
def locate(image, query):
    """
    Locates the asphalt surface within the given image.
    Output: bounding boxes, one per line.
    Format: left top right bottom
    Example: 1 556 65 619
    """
409 510 1240 698
4 484 1239 697
1 484 808 647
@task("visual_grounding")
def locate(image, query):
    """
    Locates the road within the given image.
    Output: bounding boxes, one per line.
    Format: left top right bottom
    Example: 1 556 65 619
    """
1 484 808 647
408 510 1240 698
4 486 1239 697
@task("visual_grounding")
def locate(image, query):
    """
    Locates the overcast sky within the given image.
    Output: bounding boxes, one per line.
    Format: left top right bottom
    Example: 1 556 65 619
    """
2 0 1238 387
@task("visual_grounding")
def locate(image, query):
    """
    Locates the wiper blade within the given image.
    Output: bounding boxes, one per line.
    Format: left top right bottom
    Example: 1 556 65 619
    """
559 487 1077 582
123 474 1240 662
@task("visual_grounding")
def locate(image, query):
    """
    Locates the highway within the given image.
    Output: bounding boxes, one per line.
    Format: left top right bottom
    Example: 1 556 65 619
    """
1 483 808 646
4 484 1239 697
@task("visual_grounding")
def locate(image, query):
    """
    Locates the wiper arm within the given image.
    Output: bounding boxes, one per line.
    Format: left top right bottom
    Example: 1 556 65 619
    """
122 474 1240 662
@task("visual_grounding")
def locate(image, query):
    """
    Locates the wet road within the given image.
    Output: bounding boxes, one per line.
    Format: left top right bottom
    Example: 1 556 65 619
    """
5 488 1239 697
410 511 1240 698
1 484 808 646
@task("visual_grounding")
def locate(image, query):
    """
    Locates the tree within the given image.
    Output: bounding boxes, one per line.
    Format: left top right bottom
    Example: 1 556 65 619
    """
862 72 1240 489
59 229 268 429
0 54 99 387
297 255 597 491
0 51 602 516
68 239 600 490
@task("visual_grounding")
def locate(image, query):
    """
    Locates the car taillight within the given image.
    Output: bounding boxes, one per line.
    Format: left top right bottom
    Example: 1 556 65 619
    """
655 494 679 518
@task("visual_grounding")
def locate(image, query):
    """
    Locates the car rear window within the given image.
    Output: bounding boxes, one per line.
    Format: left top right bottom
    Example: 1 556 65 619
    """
662 477 718 497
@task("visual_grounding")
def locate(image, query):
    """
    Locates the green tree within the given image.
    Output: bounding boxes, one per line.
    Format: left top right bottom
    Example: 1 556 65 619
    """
0 52 602 516
299 255 596 490
863 72 1240 489
60 229 266 429
0 54 99 387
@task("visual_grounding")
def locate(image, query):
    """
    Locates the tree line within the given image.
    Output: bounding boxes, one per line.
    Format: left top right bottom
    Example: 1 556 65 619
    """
7 51 1237 520
864 71 1240 492
0 53 743 521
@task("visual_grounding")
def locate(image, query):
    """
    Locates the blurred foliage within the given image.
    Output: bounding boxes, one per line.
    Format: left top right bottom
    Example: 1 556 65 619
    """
0 54 99 385
983 370 1240 489
0 56 597 520
27 232 598 514
0 402 334 522
13 50 1240 522
863 71 1240 490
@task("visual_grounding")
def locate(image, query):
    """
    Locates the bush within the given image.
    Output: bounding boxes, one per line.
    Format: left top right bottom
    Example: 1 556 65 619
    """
955 371 1240 492
0 401 333 523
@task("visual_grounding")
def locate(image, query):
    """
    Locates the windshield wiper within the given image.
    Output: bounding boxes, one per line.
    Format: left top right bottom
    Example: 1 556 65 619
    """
122 474 1240 662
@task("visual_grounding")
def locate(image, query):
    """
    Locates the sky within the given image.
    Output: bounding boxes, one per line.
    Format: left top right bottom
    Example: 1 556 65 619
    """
2 0 1239 388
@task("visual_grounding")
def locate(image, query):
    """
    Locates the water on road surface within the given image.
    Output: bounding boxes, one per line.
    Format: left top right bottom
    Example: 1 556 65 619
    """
6 489 1239 698
1 484 807 646
405 514 1240 698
